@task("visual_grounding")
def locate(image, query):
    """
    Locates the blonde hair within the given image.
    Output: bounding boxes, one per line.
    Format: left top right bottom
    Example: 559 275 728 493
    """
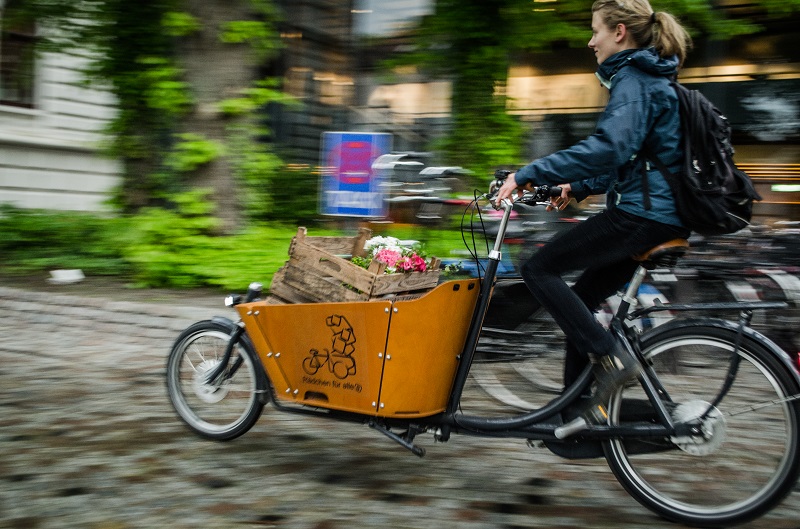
591 0 693 65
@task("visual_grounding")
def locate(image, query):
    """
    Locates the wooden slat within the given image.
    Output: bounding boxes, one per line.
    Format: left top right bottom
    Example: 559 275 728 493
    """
268 266 318 304
292 226 373 257
280 262 367 303
289 239 377 294
372 269 441 296
264 295 288 305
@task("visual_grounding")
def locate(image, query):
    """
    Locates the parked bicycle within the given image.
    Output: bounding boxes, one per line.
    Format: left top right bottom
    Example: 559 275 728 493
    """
167 172 800 527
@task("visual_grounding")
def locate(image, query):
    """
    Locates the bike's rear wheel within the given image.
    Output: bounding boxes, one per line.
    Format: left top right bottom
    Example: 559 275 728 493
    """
166 320 267 441
605 325 800 527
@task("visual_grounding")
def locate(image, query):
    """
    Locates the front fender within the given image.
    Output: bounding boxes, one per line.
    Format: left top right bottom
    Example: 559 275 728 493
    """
639 316 800 389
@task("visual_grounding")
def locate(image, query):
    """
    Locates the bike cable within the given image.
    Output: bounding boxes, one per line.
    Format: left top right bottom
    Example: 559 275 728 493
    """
458 190 491 282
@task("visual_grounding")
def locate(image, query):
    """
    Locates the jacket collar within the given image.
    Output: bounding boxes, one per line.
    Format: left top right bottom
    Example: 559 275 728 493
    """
595 47 679 88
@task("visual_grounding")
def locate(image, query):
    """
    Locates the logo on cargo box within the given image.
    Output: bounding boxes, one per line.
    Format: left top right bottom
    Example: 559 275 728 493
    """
302 315 357 380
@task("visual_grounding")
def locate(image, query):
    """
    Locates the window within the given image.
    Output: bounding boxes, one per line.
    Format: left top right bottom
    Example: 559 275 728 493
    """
1 1 36 108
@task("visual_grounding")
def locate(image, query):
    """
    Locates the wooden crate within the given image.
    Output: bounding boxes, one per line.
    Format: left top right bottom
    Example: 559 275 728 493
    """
268 227 442 304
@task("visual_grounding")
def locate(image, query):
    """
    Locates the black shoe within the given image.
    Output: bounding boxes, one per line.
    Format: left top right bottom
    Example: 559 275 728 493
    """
553 343 642 439
582 342 642 424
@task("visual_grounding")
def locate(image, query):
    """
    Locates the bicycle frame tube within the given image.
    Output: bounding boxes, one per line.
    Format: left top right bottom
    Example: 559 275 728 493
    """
445 198 514 415
445 198 595 427
444 197 678 434
202 318 245 385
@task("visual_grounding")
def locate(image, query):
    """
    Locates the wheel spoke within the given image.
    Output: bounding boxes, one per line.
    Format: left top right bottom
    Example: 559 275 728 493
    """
166 322 266 441
605 326 800 526
726 394 800 417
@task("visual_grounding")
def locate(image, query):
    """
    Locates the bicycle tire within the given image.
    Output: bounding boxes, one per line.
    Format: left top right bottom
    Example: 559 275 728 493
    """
166 320 267 441
604 323 800 527
474 307 567 406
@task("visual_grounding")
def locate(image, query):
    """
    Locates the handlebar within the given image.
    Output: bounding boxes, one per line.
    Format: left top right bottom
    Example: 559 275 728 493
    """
488 169 562 209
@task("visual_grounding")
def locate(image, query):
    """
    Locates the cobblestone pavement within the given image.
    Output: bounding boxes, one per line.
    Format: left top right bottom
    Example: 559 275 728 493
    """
2 284 800 529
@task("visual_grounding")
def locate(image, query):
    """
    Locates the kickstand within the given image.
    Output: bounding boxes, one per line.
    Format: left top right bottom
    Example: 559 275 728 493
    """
368 421 426 457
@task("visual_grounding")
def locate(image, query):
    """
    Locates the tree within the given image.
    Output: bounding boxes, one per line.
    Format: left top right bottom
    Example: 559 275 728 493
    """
19 0 286 230
390 0 800 175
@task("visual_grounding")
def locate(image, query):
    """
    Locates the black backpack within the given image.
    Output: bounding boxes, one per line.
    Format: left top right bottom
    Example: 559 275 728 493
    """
643 81 761 236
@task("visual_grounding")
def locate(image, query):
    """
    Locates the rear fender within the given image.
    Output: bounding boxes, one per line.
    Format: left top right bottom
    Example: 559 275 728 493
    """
639 316 800 389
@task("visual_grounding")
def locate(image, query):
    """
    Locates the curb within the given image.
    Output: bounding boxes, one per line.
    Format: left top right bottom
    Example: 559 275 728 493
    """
0 286 235 338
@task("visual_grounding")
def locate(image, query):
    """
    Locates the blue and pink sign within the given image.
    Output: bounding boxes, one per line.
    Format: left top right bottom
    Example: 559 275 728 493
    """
320 132 392 217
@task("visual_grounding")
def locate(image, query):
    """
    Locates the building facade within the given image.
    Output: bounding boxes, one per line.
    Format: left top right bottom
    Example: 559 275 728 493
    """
0 0 122 212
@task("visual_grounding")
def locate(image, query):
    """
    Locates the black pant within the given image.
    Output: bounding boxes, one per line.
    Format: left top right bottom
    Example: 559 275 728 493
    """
519 207 689 387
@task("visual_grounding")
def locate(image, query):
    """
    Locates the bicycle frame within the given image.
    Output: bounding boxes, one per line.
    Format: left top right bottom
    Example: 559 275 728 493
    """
217 192 795 457
444 198 795 444
438 199 682 443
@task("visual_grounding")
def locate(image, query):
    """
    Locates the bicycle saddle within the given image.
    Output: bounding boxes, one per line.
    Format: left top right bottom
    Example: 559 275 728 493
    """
633 238 690 270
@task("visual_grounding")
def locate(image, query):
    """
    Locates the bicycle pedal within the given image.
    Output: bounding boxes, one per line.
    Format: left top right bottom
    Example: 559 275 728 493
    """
554 417 588 439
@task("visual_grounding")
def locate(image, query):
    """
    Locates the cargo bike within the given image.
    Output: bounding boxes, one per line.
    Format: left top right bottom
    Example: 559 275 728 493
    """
166 174 800 527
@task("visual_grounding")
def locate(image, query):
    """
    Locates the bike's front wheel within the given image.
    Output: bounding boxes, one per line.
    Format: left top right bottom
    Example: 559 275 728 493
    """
166 320 267 441
605 323 800 527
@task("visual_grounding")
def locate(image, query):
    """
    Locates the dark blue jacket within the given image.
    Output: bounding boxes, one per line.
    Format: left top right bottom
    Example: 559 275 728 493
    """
514 48 684 227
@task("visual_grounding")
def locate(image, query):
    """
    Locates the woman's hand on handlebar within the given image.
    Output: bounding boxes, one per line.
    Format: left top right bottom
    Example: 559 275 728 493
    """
494 173 570 209
546 183 573 212
495 172 527 206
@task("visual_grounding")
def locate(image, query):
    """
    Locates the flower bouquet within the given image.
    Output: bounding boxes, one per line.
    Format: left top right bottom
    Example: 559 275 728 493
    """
353 236 431 274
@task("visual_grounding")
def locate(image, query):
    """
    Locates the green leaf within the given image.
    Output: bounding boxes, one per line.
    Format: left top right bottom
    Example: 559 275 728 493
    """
162 11 201 37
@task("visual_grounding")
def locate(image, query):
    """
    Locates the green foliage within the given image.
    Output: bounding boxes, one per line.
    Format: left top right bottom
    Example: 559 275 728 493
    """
138 57 194 117
165 133 224 173
381 1 529 172
350 255 371 270
18 0 287 215
263 165 321 225
442 91 524 177
233 146 280 219
0 200 293 290
219 20 281 60
0 205 130 276
116 203 330 290
161 11 201 37
0 201 472 291
118 188 327 289
218 77 301 221
217 78 298 116
120 190 221 287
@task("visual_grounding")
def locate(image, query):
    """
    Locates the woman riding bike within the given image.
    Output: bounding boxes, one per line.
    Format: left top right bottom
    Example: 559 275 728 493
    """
496 0 692 425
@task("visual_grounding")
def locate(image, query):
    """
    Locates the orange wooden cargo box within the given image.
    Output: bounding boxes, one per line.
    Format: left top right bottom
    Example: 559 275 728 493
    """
236 278 479 418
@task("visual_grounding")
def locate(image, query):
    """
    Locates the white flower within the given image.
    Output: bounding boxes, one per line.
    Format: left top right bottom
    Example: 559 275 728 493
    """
364 236 402 255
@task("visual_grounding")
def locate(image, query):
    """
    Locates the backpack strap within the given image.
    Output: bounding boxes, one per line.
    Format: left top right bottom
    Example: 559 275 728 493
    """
640 146 674 211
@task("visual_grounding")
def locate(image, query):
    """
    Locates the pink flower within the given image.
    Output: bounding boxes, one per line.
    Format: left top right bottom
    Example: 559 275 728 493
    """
397 257 414 271
361 236 429 274
374 248 402 268
394 254 427 272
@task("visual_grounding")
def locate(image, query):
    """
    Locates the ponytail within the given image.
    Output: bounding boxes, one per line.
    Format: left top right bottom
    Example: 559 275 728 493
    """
591 0 693 65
